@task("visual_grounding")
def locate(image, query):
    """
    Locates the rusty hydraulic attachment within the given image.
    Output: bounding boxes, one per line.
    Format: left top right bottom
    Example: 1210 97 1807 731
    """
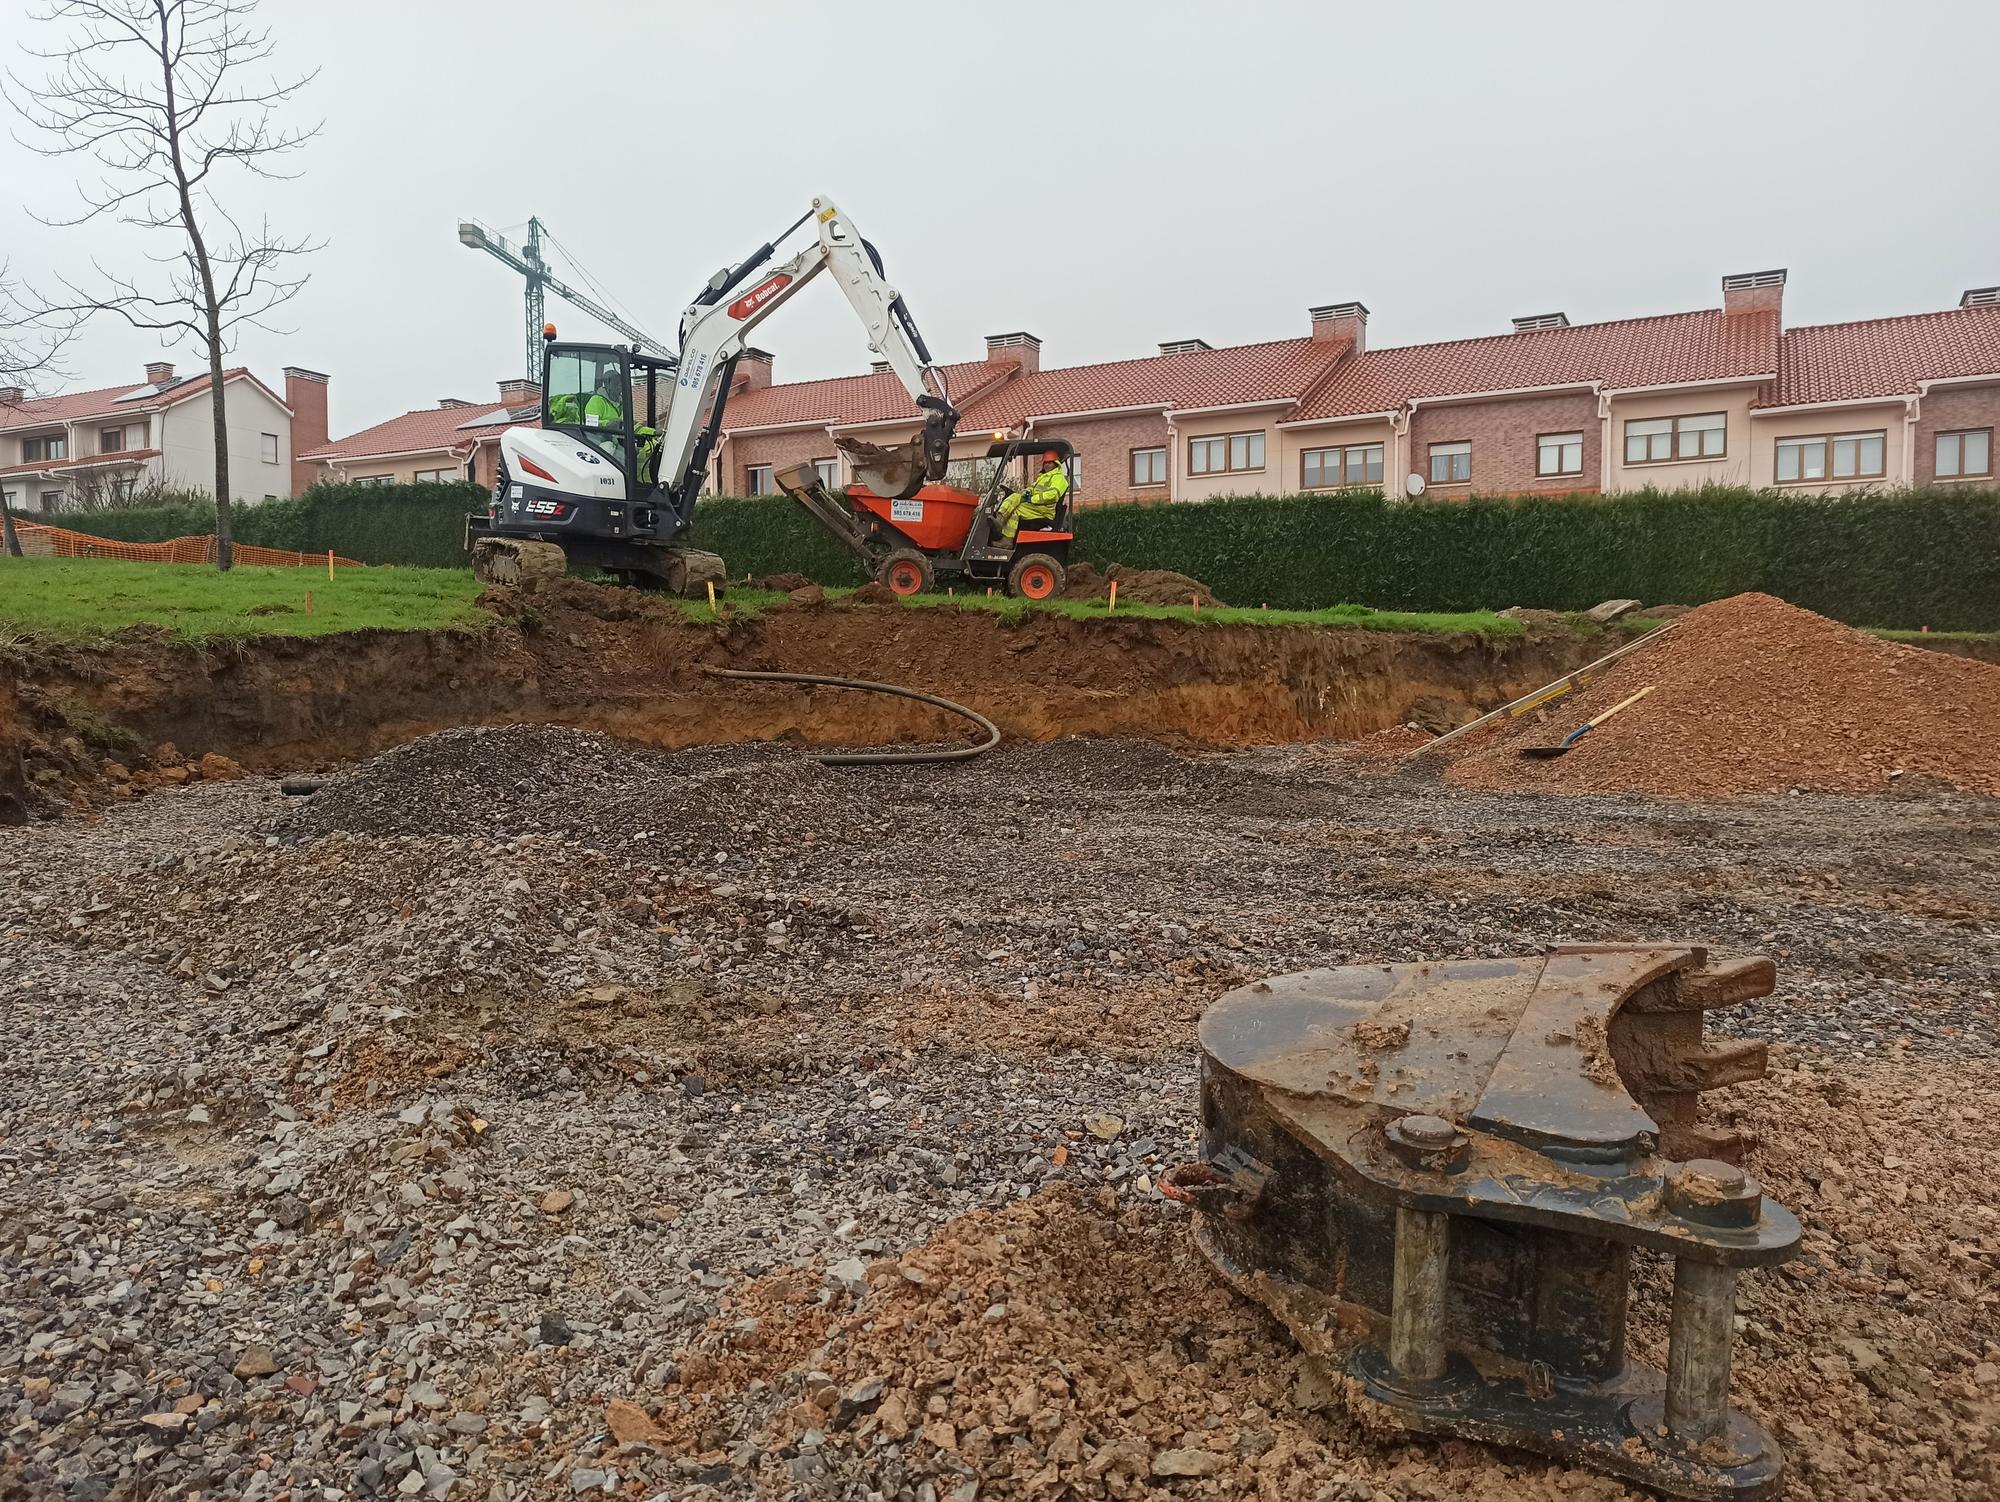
1166 945 1797 1501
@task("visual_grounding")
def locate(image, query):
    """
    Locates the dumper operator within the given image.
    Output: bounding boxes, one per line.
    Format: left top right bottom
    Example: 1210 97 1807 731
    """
997 450 1068 542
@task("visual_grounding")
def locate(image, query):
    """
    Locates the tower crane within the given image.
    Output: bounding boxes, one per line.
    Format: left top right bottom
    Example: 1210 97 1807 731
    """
456 217 673 377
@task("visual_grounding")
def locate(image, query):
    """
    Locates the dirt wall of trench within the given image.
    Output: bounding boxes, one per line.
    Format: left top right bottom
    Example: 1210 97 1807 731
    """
8 586 1621 812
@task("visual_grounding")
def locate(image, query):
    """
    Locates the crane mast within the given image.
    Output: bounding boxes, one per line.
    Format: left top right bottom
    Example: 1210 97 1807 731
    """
456 217 674 375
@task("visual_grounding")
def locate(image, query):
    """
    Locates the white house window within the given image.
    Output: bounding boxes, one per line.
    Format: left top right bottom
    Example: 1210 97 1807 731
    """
100 426 126 453
40 489 64 511
1935 428 1992 479
352 474 395 487
1130 447 1167 486
1626 412 1726 464
1775 431 1885 484
413 467 455 483
746 464 775 496
23 434 66 462
814 458 840 488
1302 443 1383 489
1428 440 1472 485
260 432 280 464
1188 431 1264 476
1537 432 1584 477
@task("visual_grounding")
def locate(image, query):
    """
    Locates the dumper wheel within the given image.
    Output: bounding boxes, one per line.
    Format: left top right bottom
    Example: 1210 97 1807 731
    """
878 549 934 598
1007 552 1065 602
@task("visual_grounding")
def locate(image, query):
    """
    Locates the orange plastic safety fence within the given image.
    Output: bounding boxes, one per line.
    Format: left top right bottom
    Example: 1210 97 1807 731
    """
11 520 361 570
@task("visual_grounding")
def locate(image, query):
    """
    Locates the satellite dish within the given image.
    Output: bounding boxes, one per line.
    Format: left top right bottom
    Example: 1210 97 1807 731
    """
1405 472 1426 498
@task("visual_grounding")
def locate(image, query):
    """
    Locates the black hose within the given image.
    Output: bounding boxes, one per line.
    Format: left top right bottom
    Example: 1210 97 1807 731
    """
702 667 999 766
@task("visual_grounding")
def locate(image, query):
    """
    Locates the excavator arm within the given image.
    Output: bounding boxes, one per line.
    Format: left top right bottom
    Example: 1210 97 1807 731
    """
654 197 960 511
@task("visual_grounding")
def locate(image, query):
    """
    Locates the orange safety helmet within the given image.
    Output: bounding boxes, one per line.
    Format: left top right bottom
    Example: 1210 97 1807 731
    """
1040 450 1061 466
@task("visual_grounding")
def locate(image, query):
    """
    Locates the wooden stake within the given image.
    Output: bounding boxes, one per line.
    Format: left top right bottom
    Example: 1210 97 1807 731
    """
1107 579 1118 613
705 578 717 615
1191 594 1200 616
304 590 313 615
326 548 334 582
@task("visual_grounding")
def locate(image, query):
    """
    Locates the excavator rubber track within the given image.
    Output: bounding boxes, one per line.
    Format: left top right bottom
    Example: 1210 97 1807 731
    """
470 536 567 588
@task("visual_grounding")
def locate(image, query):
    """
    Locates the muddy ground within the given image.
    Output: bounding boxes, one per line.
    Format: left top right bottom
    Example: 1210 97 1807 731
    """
2 705 1995 1501
3 586 1638 821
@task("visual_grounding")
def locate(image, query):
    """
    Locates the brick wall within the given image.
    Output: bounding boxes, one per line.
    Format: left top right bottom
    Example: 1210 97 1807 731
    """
1032 411 1172 505
1409 392 1599 497
725 429 834 493
1912 385 2000 485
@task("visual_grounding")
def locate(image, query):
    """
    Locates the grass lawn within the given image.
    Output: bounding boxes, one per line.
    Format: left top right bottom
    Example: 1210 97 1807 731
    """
672 585 1523 635
0 556 487 641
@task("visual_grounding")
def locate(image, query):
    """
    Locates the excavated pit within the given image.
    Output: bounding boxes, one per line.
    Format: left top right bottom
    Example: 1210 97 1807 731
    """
6 583 1617 809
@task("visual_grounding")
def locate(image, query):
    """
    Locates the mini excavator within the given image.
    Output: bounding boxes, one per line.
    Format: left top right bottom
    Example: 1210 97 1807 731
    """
470 196 960 593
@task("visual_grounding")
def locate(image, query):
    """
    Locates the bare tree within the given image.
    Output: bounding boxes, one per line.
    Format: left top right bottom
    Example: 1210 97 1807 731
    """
10 0 318 569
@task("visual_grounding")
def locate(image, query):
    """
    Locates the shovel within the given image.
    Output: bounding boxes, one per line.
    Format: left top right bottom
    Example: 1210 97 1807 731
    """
1519 685 1655 759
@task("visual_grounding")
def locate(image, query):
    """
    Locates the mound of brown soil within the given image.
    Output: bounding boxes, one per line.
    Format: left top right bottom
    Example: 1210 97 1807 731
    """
1061 561 1223 607
752 571 815 592
1446 592 2000 799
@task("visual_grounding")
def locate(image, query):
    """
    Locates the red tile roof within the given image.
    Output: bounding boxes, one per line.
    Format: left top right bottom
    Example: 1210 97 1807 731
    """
0 369 252 432
0 448 162 479
300 400 528 462
1765 305 2000 407
1291 310 1778 422
961 337 1349 426
718 359 1009 431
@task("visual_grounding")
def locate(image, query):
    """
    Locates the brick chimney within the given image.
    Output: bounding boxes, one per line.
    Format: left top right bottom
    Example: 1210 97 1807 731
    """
282 366 330 494
1722 269 1786 318
984 332 1041 374
733 347 774 393
496 378 542 407
0 387 21 407
438 397 471 409
144 360 175 385
1310 302 1368 351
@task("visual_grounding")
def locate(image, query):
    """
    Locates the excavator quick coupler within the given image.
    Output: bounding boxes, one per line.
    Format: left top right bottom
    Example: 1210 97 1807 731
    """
1164 944 1795 1501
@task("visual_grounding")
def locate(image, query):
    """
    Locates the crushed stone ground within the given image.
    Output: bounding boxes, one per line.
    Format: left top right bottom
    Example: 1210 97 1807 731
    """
1 729 1995 1501
1445 592 2000 799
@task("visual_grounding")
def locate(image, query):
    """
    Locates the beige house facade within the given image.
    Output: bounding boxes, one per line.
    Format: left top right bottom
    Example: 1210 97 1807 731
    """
0 361 307 514
712 273 2000 506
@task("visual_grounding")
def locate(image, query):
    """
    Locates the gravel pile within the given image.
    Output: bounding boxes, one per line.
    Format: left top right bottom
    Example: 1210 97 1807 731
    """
1446 593 2000 799
3 729 1996 1500
276 726 866 853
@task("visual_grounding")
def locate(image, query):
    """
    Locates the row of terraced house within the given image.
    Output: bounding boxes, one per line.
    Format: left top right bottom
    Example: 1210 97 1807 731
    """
6 268 1999 511
715 270 2000 505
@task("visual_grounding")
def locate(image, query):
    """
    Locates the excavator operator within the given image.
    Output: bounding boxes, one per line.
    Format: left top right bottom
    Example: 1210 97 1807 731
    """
998 450 1068 542
550 370 661 483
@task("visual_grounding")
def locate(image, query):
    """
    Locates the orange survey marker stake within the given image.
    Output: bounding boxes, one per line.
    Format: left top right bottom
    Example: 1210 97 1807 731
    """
326 548 334 582
1107 579 1118 613
1191 594 1200 616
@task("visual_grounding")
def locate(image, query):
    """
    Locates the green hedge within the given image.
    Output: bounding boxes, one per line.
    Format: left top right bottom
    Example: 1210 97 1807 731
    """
1066 485 1999 630
51 482 2000 629
59 482 484 570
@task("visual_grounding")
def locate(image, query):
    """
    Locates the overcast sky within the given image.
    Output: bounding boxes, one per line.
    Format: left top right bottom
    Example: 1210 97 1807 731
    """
4 0 1996 436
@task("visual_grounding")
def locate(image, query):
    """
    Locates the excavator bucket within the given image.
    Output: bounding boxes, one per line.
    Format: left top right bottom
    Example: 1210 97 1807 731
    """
837 434 931 500
837 404 959 499
1164 944 1797 1501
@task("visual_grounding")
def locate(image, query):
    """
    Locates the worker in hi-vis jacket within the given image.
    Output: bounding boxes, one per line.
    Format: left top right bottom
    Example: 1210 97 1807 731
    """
998 451 1068 542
